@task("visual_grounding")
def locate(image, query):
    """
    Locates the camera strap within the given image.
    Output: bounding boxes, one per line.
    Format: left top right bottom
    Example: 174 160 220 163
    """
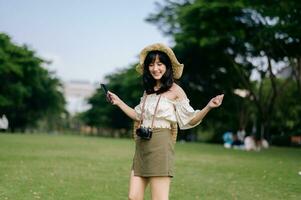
139 93 162 129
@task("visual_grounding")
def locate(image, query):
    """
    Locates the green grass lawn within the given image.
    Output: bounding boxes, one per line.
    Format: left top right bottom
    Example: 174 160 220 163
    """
0 133 300 200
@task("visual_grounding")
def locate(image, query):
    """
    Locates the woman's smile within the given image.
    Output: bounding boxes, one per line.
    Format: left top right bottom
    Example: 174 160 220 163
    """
149 56 167 80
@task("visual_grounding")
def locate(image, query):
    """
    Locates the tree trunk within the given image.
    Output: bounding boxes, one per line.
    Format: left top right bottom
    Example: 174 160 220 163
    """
297 57 301 95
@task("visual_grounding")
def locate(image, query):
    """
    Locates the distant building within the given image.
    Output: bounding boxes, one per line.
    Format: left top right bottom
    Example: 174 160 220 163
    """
63 80 98 115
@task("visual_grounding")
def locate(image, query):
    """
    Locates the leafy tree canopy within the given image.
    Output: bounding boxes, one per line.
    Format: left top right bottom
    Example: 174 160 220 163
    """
0 33 66 131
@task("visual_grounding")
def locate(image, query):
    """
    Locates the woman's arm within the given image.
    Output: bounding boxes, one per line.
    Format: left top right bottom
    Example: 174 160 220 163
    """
188 94 224 126
174 84 224 126
107 91 139 121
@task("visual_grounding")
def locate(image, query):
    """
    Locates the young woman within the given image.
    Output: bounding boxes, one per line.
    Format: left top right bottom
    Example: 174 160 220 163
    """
107 43 224 200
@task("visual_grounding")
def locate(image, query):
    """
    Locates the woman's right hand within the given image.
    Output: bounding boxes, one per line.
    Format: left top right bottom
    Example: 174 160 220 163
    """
107 91 137 120
107 91 122 106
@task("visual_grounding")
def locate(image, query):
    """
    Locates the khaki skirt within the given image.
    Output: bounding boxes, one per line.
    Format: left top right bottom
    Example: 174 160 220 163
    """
132 128 175 177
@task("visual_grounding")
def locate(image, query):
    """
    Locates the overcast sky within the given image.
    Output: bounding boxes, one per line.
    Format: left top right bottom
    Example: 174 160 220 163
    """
0 0 171 83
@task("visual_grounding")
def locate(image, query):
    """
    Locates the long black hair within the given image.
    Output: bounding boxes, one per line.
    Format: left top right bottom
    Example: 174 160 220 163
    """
143 51 174 94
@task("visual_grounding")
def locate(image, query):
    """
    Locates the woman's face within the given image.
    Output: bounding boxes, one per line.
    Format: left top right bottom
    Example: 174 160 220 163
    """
148 55 166 80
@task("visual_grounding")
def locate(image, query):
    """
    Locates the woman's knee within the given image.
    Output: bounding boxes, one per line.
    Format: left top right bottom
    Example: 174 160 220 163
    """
128 193 142 200
128 171 148 200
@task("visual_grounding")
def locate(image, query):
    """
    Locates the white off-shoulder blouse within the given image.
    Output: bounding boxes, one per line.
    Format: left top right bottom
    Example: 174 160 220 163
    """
134 93 202 130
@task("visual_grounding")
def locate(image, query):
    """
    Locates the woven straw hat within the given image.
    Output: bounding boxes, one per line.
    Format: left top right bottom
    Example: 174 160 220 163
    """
136 43 184 79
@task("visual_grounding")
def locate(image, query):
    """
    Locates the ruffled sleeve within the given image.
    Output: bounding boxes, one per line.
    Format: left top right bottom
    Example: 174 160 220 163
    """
134 95 144 120
174 99 202 130
134 98 142 120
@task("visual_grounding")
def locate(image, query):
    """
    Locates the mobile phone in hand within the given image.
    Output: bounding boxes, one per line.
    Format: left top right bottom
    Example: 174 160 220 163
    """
100 83 112 102
100 84 108 95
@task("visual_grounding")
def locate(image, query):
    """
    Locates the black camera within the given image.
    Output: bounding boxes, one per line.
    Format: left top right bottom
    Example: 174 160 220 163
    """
136 127 152 140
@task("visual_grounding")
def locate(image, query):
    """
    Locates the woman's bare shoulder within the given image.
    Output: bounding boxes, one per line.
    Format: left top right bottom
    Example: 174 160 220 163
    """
171 83 187 100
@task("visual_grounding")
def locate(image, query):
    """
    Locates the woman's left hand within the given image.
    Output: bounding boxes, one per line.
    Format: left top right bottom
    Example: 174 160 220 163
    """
207 94 224 109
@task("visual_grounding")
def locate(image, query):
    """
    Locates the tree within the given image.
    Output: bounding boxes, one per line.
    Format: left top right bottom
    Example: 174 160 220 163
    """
147 0 255 140
82 66 143 136
147 0 301 140
0 33 66 132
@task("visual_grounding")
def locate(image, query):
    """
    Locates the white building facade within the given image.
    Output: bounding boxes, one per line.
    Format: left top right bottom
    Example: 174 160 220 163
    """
63 80 97 115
